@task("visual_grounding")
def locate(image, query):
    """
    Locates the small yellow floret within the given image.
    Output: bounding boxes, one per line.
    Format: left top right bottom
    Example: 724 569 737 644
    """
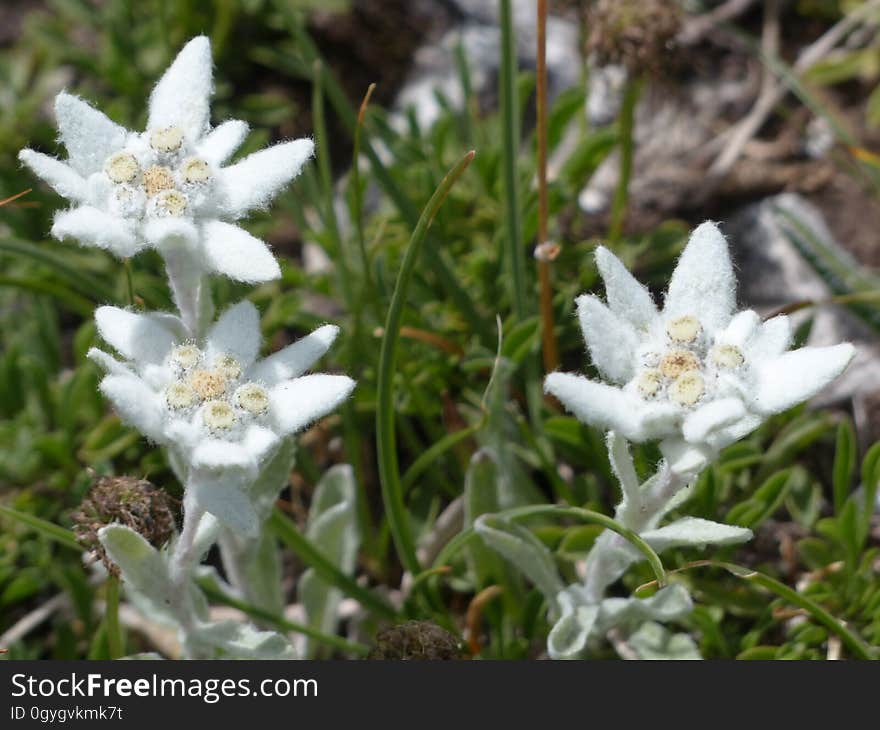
711 344 744 369
659 349 700 379
105 152 139 183
165 382 196 409
235 382 269 415
202 400 235 430
170 344 201 369
635 369 662 398
666 315 702 344
669 371 705 406
143 165 175 196
187 369 228 400
156 189 187 216
214 355 242 380
181 157 211 184
149 126 184 153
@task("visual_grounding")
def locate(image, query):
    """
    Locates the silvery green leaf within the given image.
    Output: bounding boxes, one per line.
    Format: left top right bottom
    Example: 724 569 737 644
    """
218 528 285 615
300 464 360 658
548 604 600 660
475 515 564 602
191 620 296 660
189 469 258 538
625 621 701 660
249 439 297 522
98 524 178 626
641 517 752 552
598 584 693 631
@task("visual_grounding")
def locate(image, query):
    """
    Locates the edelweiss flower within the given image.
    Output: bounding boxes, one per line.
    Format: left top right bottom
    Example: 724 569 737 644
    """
545 222 855 474
18 36 313 284
88 300 355 536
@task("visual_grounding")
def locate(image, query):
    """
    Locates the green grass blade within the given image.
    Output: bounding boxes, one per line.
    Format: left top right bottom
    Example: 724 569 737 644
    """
268 508 396 620
0 505 82 551
376 149 476 577
198 577 371 656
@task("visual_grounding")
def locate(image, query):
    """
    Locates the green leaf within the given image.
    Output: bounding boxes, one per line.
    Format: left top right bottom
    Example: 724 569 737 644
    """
832 418 856 513
300 464 361 658
0 505 81 551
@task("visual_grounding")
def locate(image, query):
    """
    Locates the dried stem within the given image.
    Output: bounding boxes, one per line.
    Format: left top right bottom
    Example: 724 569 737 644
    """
536 0 559 372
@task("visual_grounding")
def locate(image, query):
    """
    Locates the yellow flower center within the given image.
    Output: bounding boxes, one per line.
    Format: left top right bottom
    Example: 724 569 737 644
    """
711 344 744 369
149 126 184 153
234 383 269 415
636 369 662 398
659 349 700 380
187 369 228 400
165 382 197 409
181 157 211 184
156 189 187 216
214 354 242 380
143 165 175 196
170 344 201 369
105 152 139 183
669 370 705 406
202 400 235 430
666 315 702 344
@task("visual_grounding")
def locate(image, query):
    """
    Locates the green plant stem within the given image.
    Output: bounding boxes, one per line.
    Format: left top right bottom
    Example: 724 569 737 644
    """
105 575 123 659
376 150 476 577
432 504 667 591
198 579 371 656
400 420 484 495
352 82 381 322
0 505 82 551
609 78 641 245
268 509 397 620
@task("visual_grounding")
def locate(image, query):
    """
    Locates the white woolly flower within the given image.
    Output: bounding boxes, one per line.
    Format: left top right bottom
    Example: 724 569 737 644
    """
545 221 856 475
18 36 313 284
87 300 355 536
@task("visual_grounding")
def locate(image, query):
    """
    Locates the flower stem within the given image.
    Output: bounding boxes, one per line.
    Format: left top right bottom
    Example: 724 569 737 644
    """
168 491 206 654
535 0 559 373
376 149 476 578
163 244 211 338
608 78 642 245
104 574 123 659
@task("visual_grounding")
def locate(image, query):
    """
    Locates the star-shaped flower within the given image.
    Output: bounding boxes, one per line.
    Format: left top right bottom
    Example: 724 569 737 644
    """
18 36 313 284
88 300 355 536
545 221 855 474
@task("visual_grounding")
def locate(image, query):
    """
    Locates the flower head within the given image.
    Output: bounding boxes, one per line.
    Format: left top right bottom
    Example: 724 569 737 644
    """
18 36 313 284
545 221 855 474
88 300 355 536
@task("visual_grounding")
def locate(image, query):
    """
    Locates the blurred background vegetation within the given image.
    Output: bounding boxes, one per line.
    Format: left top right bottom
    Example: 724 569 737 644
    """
1 0 879 660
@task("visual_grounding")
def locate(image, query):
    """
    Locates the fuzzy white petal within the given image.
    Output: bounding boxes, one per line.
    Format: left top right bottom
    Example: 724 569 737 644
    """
250 324 339 385
242 425 281 465
54 92 129 176
52 206 142 257
703 414 764 451
545 373 678 442
191 439 258 474
218 138 314 219
205 300 261 367
87 347 133 376
682 397 747 443
658 438 713 476
576 294 639 384
142 217 199 249
19 150 88 203
606 431 640 505
189 469 258 538
269 374 356 437
196 119 249 165
547 604 599 661
594 246 658 330
641 517 752 551
720 310 760 347
752 343 856 415
147 36 213 140
95 306 179 364
748 315 792 361
200 221 280 283
664 221 735 331
99 374 166 442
